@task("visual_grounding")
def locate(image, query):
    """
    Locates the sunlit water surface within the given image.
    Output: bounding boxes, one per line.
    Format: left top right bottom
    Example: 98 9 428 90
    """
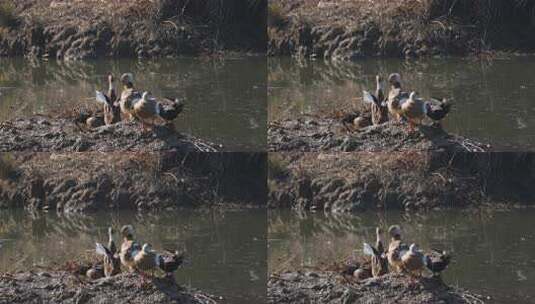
269 56 535 151
0 57 266 151
0 209 267 304
269 209 535 304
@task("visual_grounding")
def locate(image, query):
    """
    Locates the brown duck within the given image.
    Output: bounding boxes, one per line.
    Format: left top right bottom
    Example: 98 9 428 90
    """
363 242 388 277
362 75 389 125
95 74 121 125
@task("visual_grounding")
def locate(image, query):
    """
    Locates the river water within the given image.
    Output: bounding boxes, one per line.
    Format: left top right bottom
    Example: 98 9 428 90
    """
0 56 266 151
269 209 535 304
269 56 535 151
0 209 267 304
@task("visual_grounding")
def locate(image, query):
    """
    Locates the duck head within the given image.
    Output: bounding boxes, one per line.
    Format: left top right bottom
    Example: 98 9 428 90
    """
141 91 151 100
120 73 134 88
388 73 402 88
142 243 153 253
120 225 135 240
388 225 402 240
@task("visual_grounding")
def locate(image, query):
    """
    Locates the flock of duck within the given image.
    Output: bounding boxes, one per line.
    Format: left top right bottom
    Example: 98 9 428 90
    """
345 225 451 281
343 73 451 132
86 225 183 282
86 73 184 131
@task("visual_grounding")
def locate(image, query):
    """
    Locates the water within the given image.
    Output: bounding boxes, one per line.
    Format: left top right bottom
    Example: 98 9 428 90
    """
0 209 267 304
269 56 535 151
0 56 267 151
268 209 535 304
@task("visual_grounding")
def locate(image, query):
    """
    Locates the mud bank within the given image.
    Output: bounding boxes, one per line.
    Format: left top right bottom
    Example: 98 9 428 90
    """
268 118 488 152
268 271 483 304
0 152 267 213
0 116 219 152
268 152 535 212
0 0 266 60
0 272 218 304
268 0 535 59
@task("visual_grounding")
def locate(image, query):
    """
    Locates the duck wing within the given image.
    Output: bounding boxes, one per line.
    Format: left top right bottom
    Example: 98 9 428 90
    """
96 91 111 106
363 243 379 256
95 242 113 259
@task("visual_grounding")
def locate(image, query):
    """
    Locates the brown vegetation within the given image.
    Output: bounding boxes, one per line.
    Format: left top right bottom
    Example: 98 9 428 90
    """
269 0 535 58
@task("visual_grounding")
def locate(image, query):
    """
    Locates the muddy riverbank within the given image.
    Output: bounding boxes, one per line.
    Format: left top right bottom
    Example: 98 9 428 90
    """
0 116 220 152
0 271 218 304
268 0 535 59
268 118 488 153
0 0 266 60
0 152 266 213
268 152 535 212
268 271 484 304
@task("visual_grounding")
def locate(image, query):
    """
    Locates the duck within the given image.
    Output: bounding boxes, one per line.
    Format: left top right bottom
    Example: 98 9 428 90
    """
119 73 142 122
108 227 117 256
425 249 451 276
157 249 185 277
119 225 142 272
401 244 426 277
86 266 105 280
95 74 121 126
425 98 452 126
340 111 372 132
386 73 410 122
400 92 428 132
132 91 185 131
95 242 121 277
362 75 389 125
375 227 385 254
133 243 159 275
363 242 388 277
386 225 409 273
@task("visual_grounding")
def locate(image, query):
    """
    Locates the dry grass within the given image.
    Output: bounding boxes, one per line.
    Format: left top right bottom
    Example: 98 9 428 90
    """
0 153 17 180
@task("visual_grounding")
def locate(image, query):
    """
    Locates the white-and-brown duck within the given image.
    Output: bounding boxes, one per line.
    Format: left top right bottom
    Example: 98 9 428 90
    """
400 91 427 132
119 73 142 122
387 73 410 122
132 91 184 131
401 243 426 277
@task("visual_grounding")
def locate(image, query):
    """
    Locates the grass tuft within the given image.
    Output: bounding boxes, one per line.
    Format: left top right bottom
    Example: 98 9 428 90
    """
0 1 18 28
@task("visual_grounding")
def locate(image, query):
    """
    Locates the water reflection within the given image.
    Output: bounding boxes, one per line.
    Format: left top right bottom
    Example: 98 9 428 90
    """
0 57 267 151
268 209 535 304
269 56 535 151
0 209 267 304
